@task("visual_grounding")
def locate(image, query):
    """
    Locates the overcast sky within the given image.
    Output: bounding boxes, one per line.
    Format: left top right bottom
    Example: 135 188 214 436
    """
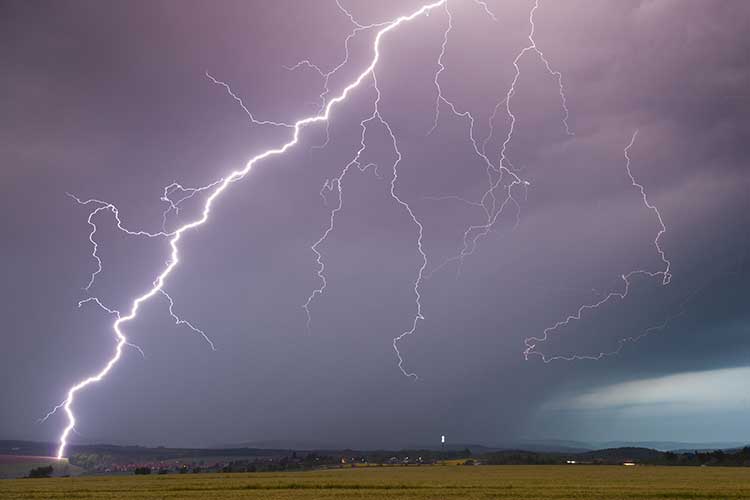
1 0 749 449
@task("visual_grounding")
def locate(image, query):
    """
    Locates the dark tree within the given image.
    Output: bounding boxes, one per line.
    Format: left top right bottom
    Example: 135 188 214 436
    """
28 465 54 478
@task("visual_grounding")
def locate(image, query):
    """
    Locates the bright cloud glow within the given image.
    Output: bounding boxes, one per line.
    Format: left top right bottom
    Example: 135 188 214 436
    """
555 366 750 413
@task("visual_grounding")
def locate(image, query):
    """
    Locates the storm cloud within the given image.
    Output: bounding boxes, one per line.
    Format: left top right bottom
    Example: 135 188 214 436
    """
1 0 749 449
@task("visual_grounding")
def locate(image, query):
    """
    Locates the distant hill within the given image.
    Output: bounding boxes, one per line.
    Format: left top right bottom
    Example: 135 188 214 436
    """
597 441 748 452
494 440 592 454
206 437 750 454
502 439 748 453
578 447 664 462
213 439 330 451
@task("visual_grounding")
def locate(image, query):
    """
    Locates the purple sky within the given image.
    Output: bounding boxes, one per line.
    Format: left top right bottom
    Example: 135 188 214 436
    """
2 0 749 449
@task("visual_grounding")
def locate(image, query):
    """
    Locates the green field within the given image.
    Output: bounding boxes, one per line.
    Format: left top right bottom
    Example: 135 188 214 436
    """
3 465 750 499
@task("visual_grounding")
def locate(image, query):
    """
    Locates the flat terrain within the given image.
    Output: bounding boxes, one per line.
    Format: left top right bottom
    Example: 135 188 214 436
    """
3 465 750 499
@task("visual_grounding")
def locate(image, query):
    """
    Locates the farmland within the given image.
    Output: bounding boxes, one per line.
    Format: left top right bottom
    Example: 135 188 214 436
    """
3 465 750 499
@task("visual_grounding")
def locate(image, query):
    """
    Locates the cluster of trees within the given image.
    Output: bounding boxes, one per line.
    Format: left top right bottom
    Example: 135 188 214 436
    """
664 447 750 466
479 447 750 467
27 465 54 478
364 448 473 464
219 453 340 473
482 451 561 465
209 449 480 474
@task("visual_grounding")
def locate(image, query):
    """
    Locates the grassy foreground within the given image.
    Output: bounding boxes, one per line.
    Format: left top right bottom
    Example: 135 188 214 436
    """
3 465 750 499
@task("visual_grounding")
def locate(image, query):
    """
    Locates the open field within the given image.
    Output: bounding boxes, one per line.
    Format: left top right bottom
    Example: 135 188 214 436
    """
3 465 750 499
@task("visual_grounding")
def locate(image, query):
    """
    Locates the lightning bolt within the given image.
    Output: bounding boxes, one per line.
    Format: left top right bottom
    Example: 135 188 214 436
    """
300 40 427 380
523 130 672 362
47 0 449 459
160 180 225 233
161 290 215 351
301 0 504 378
382 91 428 381
284 1 390 149
427 0 572 278
65 193 172 291
298 4 390 333
412 2 666 362
301 101 378 334
38 297 143 423
45 0 666 459
303 0 569 376
204 72 295 129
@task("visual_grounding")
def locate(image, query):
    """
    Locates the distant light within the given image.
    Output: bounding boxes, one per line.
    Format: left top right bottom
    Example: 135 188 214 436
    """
441 435 445 444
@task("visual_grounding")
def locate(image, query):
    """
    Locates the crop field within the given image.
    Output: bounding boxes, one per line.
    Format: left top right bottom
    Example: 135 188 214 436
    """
3 465 750 499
